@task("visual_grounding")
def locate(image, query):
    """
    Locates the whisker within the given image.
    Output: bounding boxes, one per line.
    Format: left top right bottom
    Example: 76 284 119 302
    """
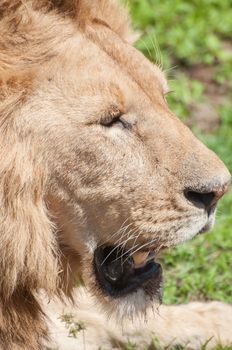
117 227 134 263
123 237 159 265
140 37 152 59
130 227 143 251
98 219 131 248
109 226 143 264
118 227 143 263
100 222 135 266
113 243 141 263
100 244 120 266
149 34 163 69
114 225 134 261
118 226 142 265
114 224 133 247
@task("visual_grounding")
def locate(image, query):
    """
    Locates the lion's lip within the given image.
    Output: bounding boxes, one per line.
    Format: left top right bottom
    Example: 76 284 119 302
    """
132 251 150 268
93 246 162 298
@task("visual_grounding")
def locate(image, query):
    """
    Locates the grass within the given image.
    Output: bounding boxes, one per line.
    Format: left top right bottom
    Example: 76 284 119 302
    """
127 0 232 307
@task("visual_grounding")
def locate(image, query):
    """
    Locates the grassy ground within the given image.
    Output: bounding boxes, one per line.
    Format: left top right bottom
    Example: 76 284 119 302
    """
126 1 232 348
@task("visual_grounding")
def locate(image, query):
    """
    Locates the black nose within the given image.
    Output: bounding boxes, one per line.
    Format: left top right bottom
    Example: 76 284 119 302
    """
185 180 230 211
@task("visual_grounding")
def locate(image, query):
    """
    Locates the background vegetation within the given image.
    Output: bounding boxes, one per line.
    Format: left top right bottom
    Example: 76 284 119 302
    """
127 0 232 305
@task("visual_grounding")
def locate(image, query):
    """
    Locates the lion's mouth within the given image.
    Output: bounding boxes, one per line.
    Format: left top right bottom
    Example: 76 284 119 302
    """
93 246 162 298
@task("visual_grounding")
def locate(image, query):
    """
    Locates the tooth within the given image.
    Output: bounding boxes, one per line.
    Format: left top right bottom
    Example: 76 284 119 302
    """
132 251 149 267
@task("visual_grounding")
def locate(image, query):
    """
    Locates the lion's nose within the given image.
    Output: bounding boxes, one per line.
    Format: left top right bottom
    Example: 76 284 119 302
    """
185 178 231 211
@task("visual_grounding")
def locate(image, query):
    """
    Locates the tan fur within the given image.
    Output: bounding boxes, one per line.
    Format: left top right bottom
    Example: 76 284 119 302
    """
0 1 231 349
45 288 232 349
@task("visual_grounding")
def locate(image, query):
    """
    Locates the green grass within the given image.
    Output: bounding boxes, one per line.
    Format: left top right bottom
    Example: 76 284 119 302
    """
127 0 232 306
129 0 232 66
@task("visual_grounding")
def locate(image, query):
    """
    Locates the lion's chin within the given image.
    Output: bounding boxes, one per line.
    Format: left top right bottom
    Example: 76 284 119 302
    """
97 287 162 320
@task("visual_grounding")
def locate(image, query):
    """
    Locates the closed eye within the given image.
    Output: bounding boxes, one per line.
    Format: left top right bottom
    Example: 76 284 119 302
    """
101 114 121 127
100 111 131 129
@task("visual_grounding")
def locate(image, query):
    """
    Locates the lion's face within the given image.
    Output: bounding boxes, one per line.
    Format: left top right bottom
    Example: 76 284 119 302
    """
2 1 230 316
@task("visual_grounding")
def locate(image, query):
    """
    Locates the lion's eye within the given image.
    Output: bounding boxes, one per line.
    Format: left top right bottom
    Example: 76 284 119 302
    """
100 112 130 129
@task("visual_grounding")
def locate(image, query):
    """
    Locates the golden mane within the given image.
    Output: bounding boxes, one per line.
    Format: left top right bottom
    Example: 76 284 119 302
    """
0 2 134 348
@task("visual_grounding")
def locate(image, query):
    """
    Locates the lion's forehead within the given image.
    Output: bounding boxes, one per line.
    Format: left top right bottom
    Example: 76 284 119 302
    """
65 26 168 99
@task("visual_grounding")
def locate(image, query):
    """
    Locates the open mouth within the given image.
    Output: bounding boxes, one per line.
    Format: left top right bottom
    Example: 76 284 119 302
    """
93 245 162 298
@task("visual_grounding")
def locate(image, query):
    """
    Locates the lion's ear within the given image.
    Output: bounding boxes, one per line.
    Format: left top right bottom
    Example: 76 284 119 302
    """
0 76 59 299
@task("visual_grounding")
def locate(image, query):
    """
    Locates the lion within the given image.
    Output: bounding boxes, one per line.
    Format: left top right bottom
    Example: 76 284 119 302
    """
0 1 231 349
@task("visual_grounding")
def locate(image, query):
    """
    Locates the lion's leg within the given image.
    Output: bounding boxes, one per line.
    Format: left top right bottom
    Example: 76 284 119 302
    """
122 302 232 349
45 289 232 350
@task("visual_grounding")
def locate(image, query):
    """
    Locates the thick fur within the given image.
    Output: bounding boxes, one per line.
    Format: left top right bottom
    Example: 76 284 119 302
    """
0 1 231 349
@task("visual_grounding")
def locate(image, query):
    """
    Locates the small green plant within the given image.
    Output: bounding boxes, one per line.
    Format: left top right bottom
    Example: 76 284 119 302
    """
60 313 75 326
150 336 164 350
124 340 137 350
68 321 86 338
60 313 86 339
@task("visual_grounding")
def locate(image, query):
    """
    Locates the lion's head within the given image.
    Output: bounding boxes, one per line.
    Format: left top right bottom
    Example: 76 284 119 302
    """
0 0 230 346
